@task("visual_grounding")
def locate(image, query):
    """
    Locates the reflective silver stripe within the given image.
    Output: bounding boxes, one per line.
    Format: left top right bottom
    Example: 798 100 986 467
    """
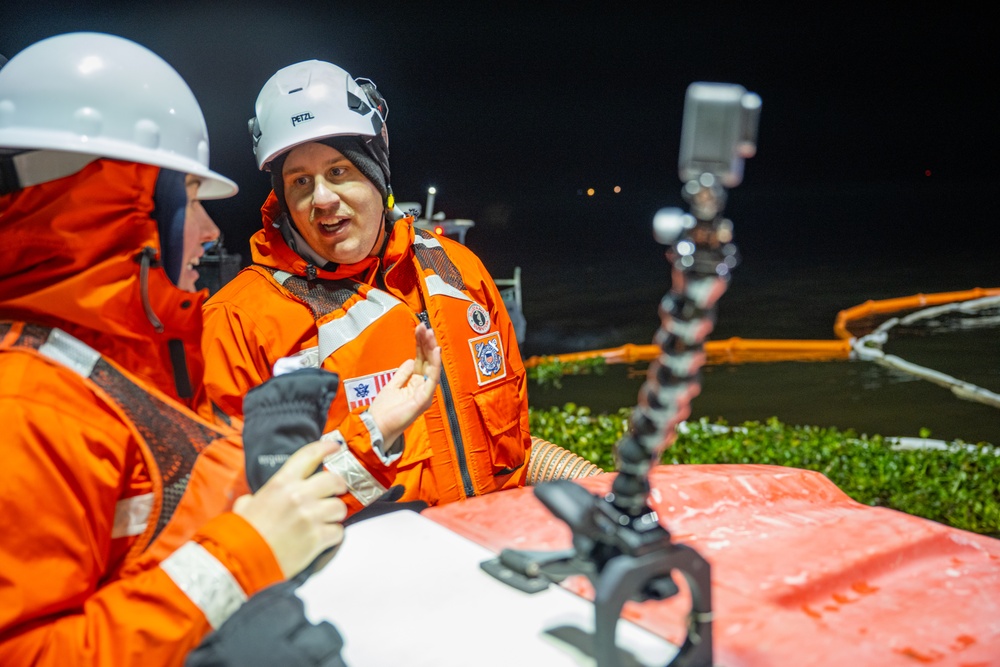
413 235 442 249
273 346 320 375
320 430 348 447
424 274 472 302
322 446 387 506
38 327 100 377
316 289 402 359
273 270 294 285
112 493 153 538
359 410 402 465
161 542 247 630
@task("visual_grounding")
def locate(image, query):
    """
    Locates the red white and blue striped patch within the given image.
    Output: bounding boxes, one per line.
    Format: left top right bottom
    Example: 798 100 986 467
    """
344 368 398 410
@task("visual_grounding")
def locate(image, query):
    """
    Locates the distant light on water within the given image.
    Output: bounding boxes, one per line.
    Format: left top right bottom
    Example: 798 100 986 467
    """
576 185 624 197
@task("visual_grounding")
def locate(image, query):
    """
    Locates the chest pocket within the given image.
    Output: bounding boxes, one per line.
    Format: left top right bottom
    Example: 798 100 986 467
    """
472 374 526 476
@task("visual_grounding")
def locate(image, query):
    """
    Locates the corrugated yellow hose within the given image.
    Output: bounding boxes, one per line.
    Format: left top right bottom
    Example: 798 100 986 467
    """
527 436 604 484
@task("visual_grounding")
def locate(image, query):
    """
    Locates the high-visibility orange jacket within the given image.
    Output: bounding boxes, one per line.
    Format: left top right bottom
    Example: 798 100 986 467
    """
0 161 285 666
202 192 531 513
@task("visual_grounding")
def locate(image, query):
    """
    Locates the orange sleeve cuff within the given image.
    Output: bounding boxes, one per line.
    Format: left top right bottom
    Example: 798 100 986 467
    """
192 512 285 596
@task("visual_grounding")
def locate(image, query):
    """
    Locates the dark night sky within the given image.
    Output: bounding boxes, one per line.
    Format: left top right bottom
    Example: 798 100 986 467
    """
5 4 999 444
2 2 997 299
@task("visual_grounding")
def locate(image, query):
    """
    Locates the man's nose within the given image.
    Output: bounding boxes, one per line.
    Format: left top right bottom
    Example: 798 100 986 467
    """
312 178 340 207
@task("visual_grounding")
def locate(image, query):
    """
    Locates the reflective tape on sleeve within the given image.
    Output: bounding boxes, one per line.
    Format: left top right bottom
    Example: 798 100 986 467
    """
359 410 402 465
322 446 387 506
320 430 348 447
160 541 248 629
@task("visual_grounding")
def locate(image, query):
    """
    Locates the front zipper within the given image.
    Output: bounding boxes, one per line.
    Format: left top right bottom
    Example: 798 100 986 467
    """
418 310 475 498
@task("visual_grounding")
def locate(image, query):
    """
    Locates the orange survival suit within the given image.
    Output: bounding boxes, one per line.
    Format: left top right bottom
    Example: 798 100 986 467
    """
203 192 531 513
0 161 285 666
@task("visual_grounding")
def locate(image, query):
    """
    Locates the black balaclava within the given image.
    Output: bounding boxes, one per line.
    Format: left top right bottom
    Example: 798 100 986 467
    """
151 168 187 285
270 135 389 215
269 134 391 269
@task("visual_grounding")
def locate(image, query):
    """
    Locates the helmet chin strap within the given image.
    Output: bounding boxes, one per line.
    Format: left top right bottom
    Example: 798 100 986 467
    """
369 209 392 259
138 247 165 333
136 246 193 399
282 208 391 277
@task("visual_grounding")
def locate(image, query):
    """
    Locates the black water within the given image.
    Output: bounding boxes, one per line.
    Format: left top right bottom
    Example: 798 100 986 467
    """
469 182 1000 446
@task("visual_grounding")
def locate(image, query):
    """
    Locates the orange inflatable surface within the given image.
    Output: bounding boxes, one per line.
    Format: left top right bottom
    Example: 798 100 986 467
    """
424 464 1000 666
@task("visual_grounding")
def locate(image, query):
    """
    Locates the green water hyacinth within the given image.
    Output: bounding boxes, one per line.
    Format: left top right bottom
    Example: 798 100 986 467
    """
528 406 1000 537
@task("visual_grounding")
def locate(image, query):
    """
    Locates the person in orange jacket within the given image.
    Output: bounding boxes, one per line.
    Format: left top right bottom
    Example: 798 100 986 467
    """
202 60 532 515
0 33 440 666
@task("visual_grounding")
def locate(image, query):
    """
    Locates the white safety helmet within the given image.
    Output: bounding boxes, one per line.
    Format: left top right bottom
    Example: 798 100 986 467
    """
249 60 388 173
0 32 236 199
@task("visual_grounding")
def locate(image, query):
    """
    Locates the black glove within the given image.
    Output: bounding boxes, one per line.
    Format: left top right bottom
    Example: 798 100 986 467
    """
185 579 347 667
242 367 427 543
242 367 339 492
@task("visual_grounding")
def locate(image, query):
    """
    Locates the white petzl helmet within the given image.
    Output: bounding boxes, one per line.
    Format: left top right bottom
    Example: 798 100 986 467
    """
249 60 387 171
0 32 236 199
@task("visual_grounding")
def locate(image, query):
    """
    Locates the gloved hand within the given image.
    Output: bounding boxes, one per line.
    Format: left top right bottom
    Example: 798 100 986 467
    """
185 579 347 667
241 367 423 578
242 367 339 492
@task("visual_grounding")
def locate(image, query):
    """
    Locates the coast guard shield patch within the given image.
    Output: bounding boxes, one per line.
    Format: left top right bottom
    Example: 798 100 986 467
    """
468 332 506 386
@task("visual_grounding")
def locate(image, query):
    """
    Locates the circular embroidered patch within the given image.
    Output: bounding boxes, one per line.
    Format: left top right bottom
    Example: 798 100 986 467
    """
467 302 490 333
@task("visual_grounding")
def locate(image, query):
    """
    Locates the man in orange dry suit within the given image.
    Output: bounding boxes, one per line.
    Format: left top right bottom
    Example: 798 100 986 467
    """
202 59 532 515
0 33 440 666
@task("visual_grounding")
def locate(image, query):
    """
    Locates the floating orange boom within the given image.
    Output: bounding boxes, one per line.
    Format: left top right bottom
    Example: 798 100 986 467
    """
524 287 1000 368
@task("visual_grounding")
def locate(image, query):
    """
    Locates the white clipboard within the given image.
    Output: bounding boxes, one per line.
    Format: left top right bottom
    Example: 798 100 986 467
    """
296 510 679 666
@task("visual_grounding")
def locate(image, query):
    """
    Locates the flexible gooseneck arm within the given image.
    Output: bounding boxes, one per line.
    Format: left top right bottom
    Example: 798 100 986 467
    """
484 83 760 667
